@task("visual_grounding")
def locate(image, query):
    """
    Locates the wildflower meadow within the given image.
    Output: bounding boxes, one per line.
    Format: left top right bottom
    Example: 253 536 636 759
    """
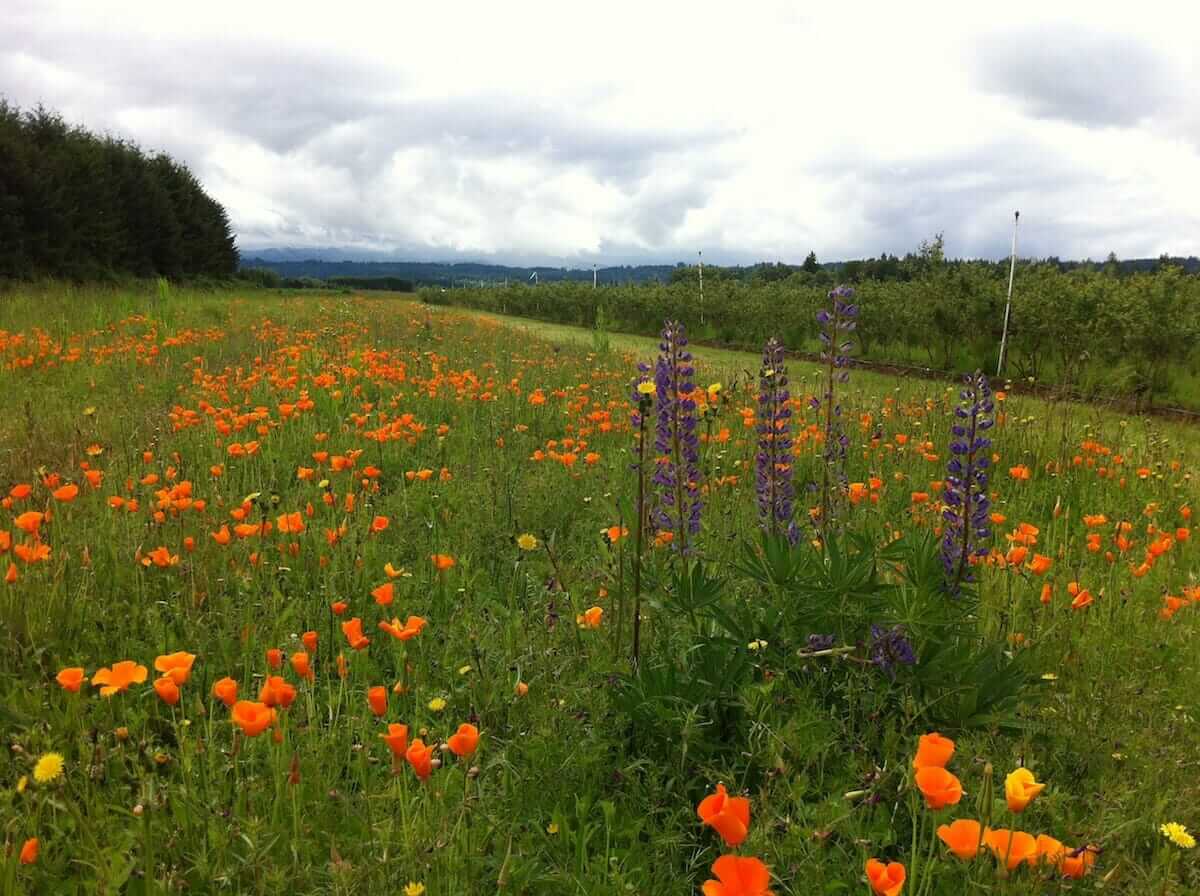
1 282 1198 894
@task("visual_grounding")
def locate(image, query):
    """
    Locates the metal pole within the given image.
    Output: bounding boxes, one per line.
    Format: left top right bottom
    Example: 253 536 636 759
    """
593 264 597 289
698 250 704 324
996 211 1019 377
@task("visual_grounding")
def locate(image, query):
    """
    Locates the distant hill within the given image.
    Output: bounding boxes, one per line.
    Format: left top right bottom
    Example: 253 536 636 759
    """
239 258 681 286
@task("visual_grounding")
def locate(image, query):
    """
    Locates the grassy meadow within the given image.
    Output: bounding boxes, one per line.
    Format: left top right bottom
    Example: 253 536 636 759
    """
1 283 1199 894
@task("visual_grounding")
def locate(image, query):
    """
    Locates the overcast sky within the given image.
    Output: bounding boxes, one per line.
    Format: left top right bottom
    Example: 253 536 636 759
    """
5 1 1200 264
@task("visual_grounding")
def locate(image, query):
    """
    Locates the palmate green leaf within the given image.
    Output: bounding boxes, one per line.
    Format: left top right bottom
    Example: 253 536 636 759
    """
913 639 1039 732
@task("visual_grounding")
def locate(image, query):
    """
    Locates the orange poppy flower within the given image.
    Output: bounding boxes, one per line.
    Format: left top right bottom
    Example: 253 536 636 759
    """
576 606 603 629
259 675 297 708
367 685 388 717
700 855 773 896
232 700 277 737
378 615 428 641
1028 554 1052 575
56 667 85 692
370 515 390 534
91 660 148 697
912 732 955 770
154 676 180 706
1071 589 1093 610
330 600 348 616
697 783 750 846
1004 768 1045 812
212 676 238 707
266 648 283 669
983 828 1038 870
19 837 38 865
52 483 79 502
865 859 905 896
290 651 314 682
430 553 455 572
937 818 983 860
371 582 395 606
914 766 963 810
447 723 480 757
406 738 434 781
1061 846 1096 878
154 651 196 686
13 511 42 536
1035 834 1066 867
380 722 409 757
342 617 371 650
1008 465 1031 481
211 525 232 545
302 630 318 652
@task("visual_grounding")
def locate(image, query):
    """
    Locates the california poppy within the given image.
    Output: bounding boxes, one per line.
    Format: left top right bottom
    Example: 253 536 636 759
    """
406 738 434 781
153 675 180 706
912 732 955 770
937 818 983 860
983 828 1038 870
259 675 297 708
56 667 85 692
447 723 480 757
19 837 38 865
865 858 905 896
430 554 455 572
380 722 409 757
266 648 283 669
370 515 390 533
379 615 427 641
700 855 773 896
914 766 963 810
154 651 196 686
576 606 603 629
1035 834 1066 867
91 660 148 697
697 783 751 846
231 700 276 737
301 630 318 653
368 685 388 717
1004 768 1046 812
371 582 395 606
1060 846 1096 878
342 617 370 650
212 676 238 707
290 651 314 682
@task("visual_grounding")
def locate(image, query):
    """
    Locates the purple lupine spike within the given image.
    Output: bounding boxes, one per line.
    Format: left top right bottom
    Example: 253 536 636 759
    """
650 321 702 553
868 624 915 678
941 369 995 594
813 286 857 528
756 338 797 541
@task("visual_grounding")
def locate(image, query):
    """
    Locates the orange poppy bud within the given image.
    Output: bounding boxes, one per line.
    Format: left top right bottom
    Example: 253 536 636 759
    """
430 553 455 572
515 681 529 697
380 722 409 757
266 648 283 669
19 837 38 865
367 685 388 717
290 651 314 682
330 600 348 616
697 783 750 846
406 738 434 781
301 631 318 653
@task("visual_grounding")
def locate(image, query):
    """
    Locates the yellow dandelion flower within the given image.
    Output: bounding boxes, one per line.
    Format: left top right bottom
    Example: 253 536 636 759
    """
16 775 28 794
636 381 656 396
403 883 426 896
516 533 539 551
33 752 64 784
1161 822 1195 849
428 697 447 712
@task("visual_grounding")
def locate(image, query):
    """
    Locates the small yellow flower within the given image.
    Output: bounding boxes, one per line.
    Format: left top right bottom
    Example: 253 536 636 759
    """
1161 822 1195 849
457 665 472 676
748 639 768 652
403 883 426 896
33 752 64 784
707 382 722 395
547 822 559 834
636 381 656 396
516 533 539 551
428 697 447 712
16 775 27 794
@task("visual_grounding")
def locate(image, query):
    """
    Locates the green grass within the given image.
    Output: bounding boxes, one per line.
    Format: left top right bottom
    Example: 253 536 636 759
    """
0 283 1198 894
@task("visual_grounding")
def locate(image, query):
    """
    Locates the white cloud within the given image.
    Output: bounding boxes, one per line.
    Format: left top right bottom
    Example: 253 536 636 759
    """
4 0 1200 263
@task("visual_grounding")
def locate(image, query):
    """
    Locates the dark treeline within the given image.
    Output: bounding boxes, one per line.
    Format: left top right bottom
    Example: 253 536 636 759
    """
0 101 238 281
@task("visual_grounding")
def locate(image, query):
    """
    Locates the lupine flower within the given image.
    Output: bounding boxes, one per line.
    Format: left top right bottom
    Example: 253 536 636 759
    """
805 633 836 651
755 338 796 542
697 782 751 846
650 321 702 553
942 370 994 593
813 286 857 526
868 624 915 678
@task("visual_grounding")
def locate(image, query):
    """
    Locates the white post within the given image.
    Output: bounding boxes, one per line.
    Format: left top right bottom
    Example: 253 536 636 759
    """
698 250 704 324
593 264 597 289
996 211 1019 377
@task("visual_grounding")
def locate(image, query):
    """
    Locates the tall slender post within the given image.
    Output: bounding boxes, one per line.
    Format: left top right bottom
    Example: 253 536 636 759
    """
593 264 597 288
698 250 704 324
996 211 1020 377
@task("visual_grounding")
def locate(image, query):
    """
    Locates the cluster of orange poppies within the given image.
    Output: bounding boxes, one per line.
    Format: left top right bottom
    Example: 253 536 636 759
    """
696 783 772 895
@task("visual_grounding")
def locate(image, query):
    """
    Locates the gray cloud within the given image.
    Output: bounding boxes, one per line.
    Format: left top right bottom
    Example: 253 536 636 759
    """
971 25 1177 128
